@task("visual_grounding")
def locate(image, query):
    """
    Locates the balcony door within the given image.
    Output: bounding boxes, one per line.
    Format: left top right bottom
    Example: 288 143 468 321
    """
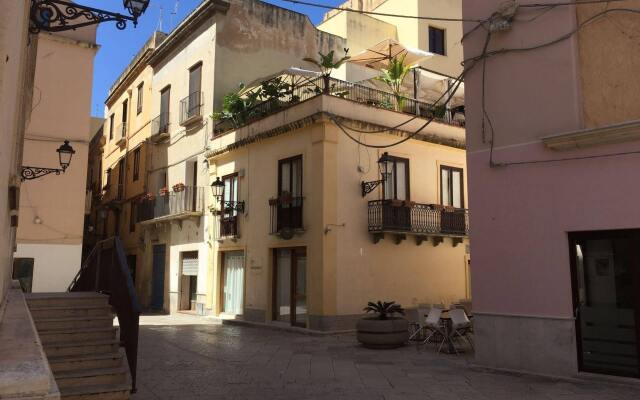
160 86 170 132
382 156 410 230
222 251 244 315
188 62 202 118
273 247 307 327
570 230 640 378
277 155 303 231
221 174 238 237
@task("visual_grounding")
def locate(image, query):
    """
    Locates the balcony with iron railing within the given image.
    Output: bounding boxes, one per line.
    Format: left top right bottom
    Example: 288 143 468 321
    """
213 76 464 137
269 195 304 238
137 186 205 225
212 201 244 240
179 91 203 126
150 112 170 142
115 122 127 146
368 200 468 246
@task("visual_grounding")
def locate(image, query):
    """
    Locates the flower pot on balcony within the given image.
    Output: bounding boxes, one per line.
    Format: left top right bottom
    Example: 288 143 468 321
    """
172 183 185 193
356 318 409 349
159 187 169 196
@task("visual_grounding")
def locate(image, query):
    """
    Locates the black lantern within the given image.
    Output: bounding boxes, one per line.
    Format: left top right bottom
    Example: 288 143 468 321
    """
21 140 76 181
361 152 392 197
124 0 150 19
210 177 224 200
57 140 75 171
29 0 152 33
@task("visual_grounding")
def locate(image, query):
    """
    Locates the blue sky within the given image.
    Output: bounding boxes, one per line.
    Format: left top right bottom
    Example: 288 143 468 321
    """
85 0 344 117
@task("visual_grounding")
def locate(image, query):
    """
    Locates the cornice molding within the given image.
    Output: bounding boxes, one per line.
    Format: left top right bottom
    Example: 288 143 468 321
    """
542 119 640 150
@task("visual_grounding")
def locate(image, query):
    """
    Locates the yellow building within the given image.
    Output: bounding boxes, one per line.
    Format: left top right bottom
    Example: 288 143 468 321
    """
99 31 167 299
206 72 468 330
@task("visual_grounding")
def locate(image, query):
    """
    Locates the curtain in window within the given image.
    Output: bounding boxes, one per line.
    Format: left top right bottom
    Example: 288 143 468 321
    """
223 251 244 315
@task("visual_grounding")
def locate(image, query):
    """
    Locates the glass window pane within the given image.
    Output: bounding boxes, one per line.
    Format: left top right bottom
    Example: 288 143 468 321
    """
280 162 290 194
384 161 394 200
396 161 406 201
441 168 451 206
292 159 302 197
452 170 462 208
276 249 291 323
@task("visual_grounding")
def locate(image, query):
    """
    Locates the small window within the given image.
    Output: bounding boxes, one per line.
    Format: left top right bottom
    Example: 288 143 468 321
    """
106 168 112 186
440 165 464 208
137 82 144 114
133 147 141 182
109 114 114 140
122 99 128 123
429 26 446 56
383 156 410 201
222 174 239 215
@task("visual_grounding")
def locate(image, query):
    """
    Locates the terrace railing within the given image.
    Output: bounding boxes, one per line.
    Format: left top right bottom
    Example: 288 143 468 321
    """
213 76 463 137
368 200 468 236
137 186 205 223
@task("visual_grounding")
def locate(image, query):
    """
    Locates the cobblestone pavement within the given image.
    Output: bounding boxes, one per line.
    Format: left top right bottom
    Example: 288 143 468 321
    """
132 314 639 400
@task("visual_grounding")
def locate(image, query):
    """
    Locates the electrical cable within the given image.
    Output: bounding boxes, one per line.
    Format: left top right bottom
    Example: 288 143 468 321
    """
331 76 465 149
282 0 485 22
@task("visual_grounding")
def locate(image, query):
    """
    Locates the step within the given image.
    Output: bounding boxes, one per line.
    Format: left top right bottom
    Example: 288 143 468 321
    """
55 366 128 390
60 382 131 400
40 327 117 345
44 340 120 358
49 352 124 373
30 305 113 319
26 292 109 308
35 315 114 331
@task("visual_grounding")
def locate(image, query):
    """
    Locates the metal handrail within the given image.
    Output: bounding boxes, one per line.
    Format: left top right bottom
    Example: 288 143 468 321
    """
179 91 203 124
213 76 464 136
68 236 141 393
368 200 468 236
151 112 170 136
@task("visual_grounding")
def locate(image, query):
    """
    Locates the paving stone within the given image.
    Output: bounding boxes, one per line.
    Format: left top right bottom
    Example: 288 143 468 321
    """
130 314 640 400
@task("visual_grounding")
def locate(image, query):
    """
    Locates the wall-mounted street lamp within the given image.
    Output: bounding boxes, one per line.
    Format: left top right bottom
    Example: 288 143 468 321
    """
21 140 75 181
210 177 245 213
29 0 150 33
361 152 392 197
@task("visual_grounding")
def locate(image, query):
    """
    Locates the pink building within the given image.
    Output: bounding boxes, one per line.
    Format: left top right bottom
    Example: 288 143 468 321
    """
463 1 640 378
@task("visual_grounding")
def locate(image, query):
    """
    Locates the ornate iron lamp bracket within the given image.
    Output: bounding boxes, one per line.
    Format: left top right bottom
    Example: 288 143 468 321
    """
21 166 64 181
29 0 137 33
361 179 384 197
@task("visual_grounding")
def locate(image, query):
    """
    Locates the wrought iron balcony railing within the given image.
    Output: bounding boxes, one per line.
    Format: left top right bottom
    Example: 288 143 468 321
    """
368 200 468 237
115 123 127 144
212 201 244 239
137 186 205 223
179 91 203 126
213 76 464 137
151 112 170 138
269 195 304 236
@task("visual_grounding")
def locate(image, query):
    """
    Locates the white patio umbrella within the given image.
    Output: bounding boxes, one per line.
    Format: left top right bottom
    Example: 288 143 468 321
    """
349 38 433 70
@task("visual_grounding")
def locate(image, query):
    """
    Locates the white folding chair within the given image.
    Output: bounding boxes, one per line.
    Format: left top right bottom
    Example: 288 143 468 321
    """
409 306 429 341
448 308 474 352
417 307 445 351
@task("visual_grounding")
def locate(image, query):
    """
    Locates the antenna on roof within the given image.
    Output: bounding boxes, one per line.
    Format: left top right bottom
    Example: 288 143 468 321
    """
169 1 179 31
157 5 163 32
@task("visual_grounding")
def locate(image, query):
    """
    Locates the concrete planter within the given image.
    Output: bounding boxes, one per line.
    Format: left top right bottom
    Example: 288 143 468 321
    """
356 317 409 349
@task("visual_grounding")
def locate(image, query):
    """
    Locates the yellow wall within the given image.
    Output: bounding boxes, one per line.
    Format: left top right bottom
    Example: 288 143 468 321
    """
207 95 468 328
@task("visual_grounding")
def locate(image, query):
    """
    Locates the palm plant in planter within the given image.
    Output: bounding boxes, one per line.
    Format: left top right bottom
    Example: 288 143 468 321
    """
375 55 411 112
303 48 350 94
356 301 409 349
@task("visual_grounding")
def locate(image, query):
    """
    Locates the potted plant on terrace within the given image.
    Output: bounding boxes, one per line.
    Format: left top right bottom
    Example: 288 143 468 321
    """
303 48 350 94
356 301 409 349
159 187 169 196
172 183 185 193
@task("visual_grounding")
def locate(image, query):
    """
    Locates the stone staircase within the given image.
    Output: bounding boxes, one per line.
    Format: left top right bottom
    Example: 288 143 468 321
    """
26 292 132 400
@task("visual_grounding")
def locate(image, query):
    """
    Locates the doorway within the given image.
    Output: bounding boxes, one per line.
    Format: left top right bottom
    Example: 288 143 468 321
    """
151 245 166 310
180 251 198 311
272 247 307 327
222 251 244 315
570 230 640 378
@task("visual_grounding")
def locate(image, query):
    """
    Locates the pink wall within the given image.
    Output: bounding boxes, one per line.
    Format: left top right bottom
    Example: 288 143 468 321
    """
462 1 640 318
